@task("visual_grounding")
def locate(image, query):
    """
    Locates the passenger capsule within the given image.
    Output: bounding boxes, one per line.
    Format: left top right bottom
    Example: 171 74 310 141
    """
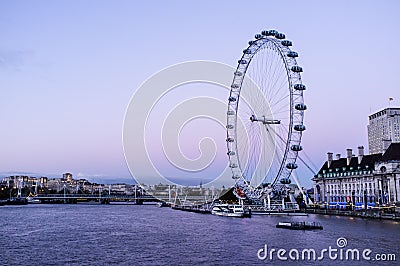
231 84 239 89
268 30 278 36
295 103 307 110
261 30 270 36
291 145 303 151
294 84 306 90
234 71 242 76
227 151 236 156
280 178 291 184
287 51 298 58
286 163 298 169
248 40 254 45
238 59 247 64
281 40 292 47
294 124 306 131
226 137 234 142
291 66 303 72
275 33 285 39
228 96 236 102
226 124 234 129
232 175 240 179
243 49 252 54
255 34 263 39
227 110 235 115
230 163 238 168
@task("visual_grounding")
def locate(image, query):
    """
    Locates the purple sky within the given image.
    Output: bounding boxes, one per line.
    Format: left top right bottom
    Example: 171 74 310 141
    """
1 0 399 187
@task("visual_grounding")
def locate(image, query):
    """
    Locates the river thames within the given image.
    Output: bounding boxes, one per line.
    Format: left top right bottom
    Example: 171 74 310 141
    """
1 204 398 265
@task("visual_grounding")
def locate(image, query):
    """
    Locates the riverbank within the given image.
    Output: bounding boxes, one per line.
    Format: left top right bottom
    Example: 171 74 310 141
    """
305 208 400 220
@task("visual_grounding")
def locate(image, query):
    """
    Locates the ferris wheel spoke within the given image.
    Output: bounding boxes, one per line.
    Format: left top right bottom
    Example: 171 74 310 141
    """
263 125 283 184
266 69 286 100
270 94 290 110
271 109 289 118
264 60 286 97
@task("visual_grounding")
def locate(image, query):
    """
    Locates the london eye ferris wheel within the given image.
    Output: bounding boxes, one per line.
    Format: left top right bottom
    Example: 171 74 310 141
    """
226 29 307 200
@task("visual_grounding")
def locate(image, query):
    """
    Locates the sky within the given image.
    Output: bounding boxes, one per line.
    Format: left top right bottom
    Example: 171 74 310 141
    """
1 0 399 187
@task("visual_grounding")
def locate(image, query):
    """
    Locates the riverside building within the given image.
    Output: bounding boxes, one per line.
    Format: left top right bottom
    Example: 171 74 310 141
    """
313 106 400 209
313 145 400 209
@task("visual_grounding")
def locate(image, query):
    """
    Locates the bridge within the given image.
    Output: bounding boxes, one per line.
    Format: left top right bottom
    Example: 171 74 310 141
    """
31 194 216 204
31 194 158 204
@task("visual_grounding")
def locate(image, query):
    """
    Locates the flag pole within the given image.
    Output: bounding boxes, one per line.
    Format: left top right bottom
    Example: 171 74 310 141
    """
389 97 393 108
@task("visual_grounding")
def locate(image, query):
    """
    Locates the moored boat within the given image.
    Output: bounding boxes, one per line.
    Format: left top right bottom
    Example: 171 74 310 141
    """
156 201 171 208
26 196 41 204
211 204 245 218
276 221 323 230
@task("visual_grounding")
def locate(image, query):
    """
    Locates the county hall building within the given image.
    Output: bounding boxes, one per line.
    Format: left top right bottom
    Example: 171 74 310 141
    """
312 107 400 209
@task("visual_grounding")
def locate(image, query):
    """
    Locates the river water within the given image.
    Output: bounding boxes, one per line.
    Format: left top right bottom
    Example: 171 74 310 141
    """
0 204 398 265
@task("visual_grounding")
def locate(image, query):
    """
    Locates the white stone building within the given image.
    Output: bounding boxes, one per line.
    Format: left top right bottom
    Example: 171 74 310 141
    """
313 144 400 209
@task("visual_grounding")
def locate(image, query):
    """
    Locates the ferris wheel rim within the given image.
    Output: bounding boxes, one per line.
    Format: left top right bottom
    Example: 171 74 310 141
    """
226 30 306 193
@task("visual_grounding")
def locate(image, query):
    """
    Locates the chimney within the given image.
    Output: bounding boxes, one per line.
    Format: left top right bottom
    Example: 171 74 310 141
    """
346 148 352 166
336 154 341 160
357 146 364 164
327 152 333 168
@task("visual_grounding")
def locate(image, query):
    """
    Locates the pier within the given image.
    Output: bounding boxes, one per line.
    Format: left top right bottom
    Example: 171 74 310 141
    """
171 204 211 214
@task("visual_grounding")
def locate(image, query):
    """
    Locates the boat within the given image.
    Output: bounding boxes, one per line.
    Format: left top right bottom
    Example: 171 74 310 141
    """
276 221 323 230
26 196 41 204
211 204 245 217
156 201 171 208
